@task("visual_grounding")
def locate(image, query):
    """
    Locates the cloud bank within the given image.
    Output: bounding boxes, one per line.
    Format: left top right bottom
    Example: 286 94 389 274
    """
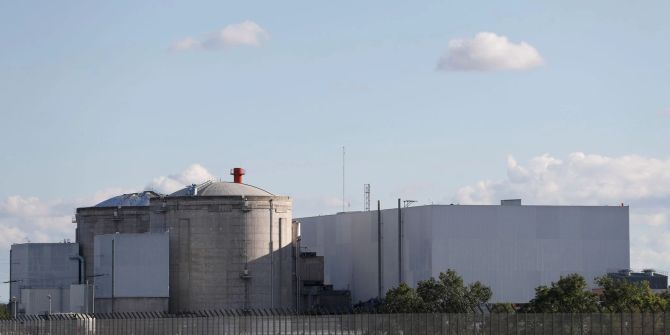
145 164 215 194
0 163 215 253
171 21 269 51
454 152 670 270
438 32 544 72
0 187 133 250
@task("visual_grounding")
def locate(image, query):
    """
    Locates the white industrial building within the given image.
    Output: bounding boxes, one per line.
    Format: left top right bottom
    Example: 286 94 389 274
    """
298 200 629 304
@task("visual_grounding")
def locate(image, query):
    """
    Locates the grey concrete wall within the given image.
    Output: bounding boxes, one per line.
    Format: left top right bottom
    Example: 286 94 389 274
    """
299 204 630 304
75 206 151 282
19 287 70 315
69 284 87 313
300 255 324 283
150 195 295 312
93 233 169 300
9 243 80 315
95 297 169 313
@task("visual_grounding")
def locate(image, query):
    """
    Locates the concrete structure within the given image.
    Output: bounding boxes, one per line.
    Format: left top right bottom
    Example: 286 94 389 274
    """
93 233 169 313
607 269 668 292
9 243 81 315
69 284 88 313
298 251 351 310
299 201 629 303
149 180 295 311
75 191 159 282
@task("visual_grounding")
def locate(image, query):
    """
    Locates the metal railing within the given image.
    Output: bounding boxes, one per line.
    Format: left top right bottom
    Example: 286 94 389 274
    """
2 310 670 334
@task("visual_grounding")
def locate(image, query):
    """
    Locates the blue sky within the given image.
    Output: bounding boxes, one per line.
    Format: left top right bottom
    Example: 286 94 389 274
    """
1 0 669 302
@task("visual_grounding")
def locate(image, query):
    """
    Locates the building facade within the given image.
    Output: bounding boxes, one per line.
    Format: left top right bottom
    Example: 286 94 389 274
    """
75 191 159 282
9 243 81 315
298 201 630 303
607 269 668 292
93 233 169 313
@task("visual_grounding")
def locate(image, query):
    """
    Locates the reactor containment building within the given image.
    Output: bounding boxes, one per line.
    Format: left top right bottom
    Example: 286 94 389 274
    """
150 178 296 312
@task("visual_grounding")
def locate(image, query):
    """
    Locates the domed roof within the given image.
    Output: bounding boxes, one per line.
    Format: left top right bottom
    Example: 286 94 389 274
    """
169 180 273 197
95 191 160 207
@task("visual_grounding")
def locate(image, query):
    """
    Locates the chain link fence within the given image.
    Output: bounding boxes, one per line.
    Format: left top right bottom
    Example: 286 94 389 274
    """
2 310 670 334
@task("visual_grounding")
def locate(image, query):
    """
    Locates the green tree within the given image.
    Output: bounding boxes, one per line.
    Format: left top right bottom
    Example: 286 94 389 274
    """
383 282 423 313
490 303 516 313
522 273 599 313
415 277 445 312
432 270 492 312
658 290 670 308
383 269 492 313
0 303 9 320
465 281 493 311
597 276 667 312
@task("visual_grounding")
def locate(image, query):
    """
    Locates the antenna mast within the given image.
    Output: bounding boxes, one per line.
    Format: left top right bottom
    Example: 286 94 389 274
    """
364 184 371 211
342 146 346 213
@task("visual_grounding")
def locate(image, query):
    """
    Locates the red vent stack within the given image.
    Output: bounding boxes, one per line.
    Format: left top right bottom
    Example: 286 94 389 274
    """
231 168 245 183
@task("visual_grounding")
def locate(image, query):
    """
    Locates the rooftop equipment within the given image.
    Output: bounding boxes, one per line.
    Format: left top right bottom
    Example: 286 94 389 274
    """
231 167 245 183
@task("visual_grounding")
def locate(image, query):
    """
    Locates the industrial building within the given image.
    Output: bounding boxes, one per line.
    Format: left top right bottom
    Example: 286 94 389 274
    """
8 243 86 315
75 191 159 282
607 269 668 292
298 200 630 304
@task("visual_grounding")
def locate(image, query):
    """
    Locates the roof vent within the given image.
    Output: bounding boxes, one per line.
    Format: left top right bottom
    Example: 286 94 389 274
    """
231 168 245 184
501 199 522 206
187 184 198 196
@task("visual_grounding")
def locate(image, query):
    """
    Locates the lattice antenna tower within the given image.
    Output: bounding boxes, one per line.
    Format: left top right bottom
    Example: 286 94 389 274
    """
364 184 371 211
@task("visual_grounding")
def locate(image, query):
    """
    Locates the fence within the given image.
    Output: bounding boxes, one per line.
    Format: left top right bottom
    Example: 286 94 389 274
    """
3 311 670 334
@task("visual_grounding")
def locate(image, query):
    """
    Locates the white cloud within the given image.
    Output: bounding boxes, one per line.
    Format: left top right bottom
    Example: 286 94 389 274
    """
0 186 139 251
171 21 269 51
438 32 544 72
454 152 670 272
0 196 75 246
170 37 200 51
0 163 216 253
660 108 670 117
293 196 350 217
145 164 216 194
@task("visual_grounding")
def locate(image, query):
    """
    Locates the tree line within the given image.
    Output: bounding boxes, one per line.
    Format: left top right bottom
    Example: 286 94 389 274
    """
381 269 670 313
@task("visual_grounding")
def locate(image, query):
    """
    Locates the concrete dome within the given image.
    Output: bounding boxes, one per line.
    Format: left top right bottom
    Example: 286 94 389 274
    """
95 191 160 207
169 181 273 197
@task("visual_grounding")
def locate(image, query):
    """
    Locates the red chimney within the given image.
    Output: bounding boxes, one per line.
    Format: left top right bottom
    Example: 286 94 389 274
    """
231 168 245 183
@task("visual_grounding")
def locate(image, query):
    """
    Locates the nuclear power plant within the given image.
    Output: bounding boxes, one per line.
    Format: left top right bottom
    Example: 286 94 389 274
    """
9 168 349 316
7 168 631 316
